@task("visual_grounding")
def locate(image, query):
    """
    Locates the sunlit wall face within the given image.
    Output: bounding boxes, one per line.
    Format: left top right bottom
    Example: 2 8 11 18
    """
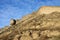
0 0 60 28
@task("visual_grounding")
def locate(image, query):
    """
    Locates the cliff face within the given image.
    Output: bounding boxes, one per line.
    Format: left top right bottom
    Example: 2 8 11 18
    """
0 6 60 40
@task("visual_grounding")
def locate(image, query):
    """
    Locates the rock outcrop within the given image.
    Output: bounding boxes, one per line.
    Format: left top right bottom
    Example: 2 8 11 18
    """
0 6 60 40
10 19 16 25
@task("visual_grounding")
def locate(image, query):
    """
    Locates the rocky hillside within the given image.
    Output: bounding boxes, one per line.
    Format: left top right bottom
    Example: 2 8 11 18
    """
0 6 60 40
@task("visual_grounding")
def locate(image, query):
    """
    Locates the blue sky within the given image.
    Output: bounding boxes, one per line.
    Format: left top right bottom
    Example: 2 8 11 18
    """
0 0 60 28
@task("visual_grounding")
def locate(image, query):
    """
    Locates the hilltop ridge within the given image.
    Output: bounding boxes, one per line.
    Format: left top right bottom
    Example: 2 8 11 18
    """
0 6 60 40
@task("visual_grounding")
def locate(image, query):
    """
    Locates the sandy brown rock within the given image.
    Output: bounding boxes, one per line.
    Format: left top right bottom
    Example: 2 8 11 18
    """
20 35 32 40
10 19 16 25
0 6 60 40
13 35 20 40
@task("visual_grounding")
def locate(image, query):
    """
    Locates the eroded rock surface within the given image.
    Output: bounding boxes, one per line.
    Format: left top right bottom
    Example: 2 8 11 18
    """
0 6 60 40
